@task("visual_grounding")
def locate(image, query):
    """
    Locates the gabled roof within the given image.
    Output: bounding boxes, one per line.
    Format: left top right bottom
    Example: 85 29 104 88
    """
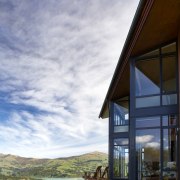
99 0 180 118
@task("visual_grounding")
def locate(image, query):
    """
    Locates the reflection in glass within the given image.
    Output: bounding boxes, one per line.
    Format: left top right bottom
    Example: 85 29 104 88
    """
114 101 129 133
162 94 177 105
163 128 177 179
162 115 177 127
113 138 129 178
138 49 159 58
135 58 160 96
136 129 160 180
136 96 160 108
136 116 160 128
163 171 177 180
162 56 177 93
162 42 176 54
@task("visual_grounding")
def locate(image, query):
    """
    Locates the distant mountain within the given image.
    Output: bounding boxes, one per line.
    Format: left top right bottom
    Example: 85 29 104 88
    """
0 151 108 179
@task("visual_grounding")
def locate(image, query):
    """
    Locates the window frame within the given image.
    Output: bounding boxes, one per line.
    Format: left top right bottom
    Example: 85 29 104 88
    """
134 41 178 109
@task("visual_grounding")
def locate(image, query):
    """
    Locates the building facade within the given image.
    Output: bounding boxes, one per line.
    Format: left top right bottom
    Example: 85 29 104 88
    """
99 0 180 180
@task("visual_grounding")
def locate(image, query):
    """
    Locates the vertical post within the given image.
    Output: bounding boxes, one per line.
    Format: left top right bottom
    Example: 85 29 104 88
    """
108 101 114 180
177 24 180 179
129 58 136 180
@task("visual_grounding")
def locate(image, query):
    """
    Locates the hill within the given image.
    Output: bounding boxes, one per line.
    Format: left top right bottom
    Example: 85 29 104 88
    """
0 151 108 179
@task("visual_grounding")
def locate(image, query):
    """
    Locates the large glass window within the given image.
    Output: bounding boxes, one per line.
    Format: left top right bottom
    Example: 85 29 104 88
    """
136 129 160 180
130 41 178 180
135 57 161 108
135 58 160 96
162 55 177 106
110 99 129 180
136 116 161 180
113 99 129 133
135 42 177 108
163 128 177 179
136 116 160 128
162 115 178 180
162 56 177 93
135 115 178 180
113 138 129 179
136 95 160 108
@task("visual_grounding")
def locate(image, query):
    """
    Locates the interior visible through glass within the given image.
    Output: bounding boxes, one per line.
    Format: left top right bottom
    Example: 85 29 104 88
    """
132 42 178 179
163 128 177 179
136 129 160 180
113 99 129 133
162 115 177 126
162 56 176 93
135 42 177 108
135 58 160 97
135 115 178 180
113 138 129 178
161 42 176 54
139 49 159 58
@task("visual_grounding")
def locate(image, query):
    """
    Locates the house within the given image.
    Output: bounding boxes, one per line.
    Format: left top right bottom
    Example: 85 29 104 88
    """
99 0 180 179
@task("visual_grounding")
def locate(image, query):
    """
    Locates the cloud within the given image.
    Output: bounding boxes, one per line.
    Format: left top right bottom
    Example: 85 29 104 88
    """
136 135 154 144
0 0 139 158
136 134 160 149
145 142 160 149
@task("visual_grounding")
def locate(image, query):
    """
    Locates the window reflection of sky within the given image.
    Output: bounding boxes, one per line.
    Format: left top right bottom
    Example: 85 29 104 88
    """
136 116 160 128
114 138 128 146
135 68 160 96
136 129 160 149
114 103 129 126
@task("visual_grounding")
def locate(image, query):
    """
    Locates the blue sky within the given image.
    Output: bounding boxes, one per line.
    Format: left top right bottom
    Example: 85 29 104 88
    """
0 0 139 158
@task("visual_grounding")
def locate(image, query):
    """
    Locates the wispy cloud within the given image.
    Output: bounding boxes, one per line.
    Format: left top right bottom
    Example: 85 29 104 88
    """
0 0 139 158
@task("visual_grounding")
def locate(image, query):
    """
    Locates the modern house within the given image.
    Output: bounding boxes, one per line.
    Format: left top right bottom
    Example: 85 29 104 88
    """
99 0 180 179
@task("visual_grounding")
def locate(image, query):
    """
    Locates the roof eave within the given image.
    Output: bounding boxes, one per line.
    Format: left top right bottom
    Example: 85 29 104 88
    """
99 0 154 118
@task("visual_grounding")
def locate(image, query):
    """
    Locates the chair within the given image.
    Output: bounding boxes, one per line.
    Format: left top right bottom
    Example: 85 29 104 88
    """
92 166 102 179
83 166 102 180
100 166 108 179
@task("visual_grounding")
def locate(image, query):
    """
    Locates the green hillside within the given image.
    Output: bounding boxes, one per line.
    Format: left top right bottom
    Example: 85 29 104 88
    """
0 152 108 179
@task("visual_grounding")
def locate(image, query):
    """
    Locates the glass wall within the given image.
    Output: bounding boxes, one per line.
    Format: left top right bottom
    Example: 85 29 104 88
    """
113 138 129 178
135 58 160 97
162 56 177 106
110 98 129 179
162 115 178 180
135 42 177 109
110 41 178 180
135 115 178 180
136 117 161 180
113 99 129 133
130 42 179 180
